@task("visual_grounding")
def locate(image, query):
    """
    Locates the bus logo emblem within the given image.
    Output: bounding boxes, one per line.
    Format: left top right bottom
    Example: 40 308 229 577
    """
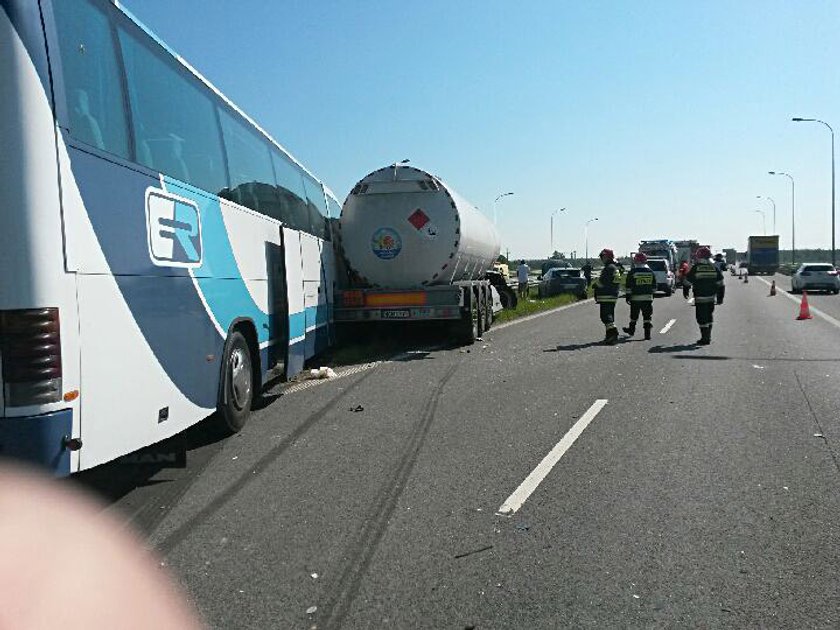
145 188 203 267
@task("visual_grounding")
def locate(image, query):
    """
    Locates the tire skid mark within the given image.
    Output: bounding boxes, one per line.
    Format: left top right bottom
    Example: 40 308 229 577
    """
319 361 461 629
154 366 381 554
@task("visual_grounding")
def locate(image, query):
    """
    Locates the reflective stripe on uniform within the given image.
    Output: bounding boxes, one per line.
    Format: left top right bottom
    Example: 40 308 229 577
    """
694 296 716 303
596 297 617 303
629 295 654 302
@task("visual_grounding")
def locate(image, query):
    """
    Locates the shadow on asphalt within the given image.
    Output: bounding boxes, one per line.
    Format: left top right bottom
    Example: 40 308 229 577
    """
71 416 227 506
672 355 730 361
326 321 457 367
648 344 699 353
544 340 608 351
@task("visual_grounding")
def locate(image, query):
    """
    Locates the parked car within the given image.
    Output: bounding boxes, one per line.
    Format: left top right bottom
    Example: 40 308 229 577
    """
537 267 588 299
646 258 675 296
541 259 571 275
791 263 840 294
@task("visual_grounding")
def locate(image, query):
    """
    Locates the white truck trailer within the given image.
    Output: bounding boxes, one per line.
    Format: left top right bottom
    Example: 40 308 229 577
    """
334 165 508 343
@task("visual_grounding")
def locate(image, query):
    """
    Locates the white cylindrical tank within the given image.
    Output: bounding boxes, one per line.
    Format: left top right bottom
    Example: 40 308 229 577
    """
339 166 501 289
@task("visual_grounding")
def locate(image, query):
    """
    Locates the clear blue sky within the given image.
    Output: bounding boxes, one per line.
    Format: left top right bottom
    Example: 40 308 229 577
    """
122 0 840 259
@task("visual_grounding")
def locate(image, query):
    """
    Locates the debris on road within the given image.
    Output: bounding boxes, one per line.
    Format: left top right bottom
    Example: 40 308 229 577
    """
311 572 319 579
454 544 494 559
350 405 364 413
515 523 530 532
309 367 337 379
814 433 825 439
306 606 318 615
752 364 765 369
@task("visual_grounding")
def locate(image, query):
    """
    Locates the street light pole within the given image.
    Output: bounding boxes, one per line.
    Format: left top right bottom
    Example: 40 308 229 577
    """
769 171 795 264
550 208 566 255
493 192 514 225
753 209 766 235
792 117 835 266
584 217 598 261
756 195 776 234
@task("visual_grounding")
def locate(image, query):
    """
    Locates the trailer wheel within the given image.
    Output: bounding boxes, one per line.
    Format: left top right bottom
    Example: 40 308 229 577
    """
454 293 479 345
214 330 254 434
483 290 493 331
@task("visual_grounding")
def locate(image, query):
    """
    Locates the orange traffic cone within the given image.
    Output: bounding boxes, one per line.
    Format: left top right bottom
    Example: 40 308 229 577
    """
797 290 813 320
769 280 777 296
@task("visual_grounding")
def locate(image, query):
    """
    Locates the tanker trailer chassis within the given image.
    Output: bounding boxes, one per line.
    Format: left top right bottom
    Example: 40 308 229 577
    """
335 280 497 345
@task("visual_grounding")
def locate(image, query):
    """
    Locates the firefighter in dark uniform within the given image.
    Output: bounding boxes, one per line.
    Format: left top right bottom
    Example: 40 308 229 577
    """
594 248 621 345
622 252 656 340
683 246 725 345
713 253 727 276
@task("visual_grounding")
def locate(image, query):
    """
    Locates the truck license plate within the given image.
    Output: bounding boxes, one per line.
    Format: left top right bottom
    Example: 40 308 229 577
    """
382 309 410 319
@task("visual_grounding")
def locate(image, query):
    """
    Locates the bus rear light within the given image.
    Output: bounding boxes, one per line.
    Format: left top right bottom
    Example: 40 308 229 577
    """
0 308 62 406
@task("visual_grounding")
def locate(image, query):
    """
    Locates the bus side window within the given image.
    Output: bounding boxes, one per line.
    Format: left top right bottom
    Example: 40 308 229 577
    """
116 23 226 194
218 108 280 216
53 0 130 158
303 176 329 241
271 151 311 234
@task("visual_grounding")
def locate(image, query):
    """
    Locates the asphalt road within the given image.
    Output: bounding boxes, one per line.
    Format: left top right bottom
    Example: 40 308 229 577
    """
77 275 840 628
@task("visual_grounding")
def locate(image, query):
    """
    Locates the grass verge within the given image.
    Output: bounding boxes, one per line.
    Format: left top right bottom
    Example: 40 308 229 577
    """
494 291 582 324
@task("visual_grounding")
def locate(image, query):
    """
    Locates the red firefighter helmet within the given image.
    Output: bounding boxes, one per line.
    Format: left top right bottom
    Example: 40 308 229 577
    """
696 246 712 259
633 252 647 264
599 248 615 260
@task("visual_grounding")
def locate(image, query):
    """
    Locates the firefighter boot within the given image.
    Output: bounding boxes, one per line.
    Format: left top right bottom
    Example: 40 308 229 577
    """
697 327 711 345
605 326 619 345
622 321 636 336
643 322 652 340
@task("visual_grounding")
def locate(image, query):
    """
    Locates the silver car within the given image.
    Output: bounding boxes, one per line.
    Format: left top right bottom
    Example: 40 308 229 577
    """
646 258 675 296
791 263 840 294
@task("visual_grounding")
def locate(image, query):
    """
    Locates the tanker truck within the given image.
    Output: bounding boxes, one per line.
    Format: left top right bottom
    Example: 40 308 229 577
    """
334 165 511 344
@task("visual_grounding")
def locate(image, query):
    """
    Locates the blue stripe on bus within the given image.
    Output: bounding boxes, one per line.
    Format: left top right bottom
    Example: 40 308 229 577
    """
164 177 270 345
69 149 331 406
69 148 222 408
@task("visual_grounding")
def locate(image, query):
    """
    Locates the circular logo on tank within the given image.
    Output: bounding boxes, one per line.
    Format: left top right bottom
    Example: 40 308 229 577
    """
371 227 402 260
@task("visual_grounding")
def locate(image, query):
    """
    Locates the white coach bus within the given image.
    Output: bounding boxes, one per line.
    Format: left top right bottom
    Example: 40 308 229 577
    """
0 0 337 474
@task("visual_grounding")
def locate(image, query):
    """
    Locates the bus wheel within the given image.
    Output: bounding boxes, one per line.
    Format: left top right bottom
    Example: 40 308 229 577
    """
216 331 253 434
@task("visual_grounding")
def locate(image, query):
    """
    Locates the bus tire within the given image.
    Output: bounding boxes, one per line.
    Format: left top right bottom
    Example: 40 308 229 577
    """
215 330 254 434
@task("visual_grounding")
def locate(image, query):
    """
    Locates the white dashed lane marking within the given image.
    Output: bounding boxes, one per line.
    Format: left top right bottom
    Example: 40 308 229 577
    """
497 399 608 516
659 318 676 334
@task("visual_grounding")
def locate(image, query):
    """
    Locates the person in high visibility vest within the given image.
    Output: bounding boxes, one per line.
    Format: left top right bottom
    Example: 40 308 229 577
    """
622 252 656 340
683 246 725 345
593 248 621 345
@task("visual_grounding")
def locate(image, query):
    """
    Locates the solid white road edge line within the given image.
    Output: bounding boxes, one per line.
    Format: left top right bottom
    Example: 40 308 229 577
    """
755 276 840 330
497 399 608 516
660 318 676 334
489 297 593 332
